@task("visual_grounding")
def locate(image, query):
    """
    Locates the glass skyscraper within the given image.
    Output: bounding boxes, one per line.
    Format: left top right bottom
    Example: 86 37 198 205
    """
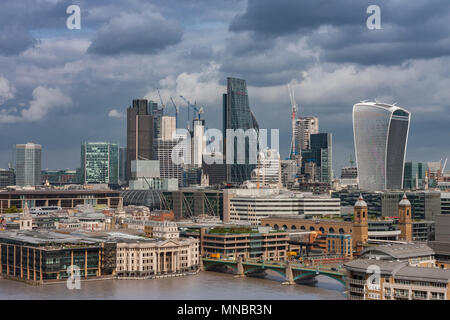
353 102 410 191
223 77 259 184
310 133 333 183
15 143 41 187
404 162 428 189
81 142 119 185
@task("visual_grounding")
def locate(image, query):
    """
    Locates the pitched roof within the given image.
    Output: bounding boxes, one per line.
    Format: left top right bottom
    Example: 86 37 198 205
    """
360 243 434 259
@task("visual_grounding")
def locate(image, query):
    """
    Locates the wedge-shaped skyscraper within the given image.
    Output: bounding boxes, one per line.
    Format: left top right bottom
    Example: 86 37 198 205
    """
353 102 410 191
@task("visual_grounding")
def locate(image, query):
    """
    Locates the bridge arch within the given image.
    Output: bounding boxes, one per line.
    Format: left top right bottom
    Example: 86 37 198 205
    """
319 227 325 232
274 224 279 230
204 262 238 272
294 271 346 285
339 228 345 234
310 226 315 231
282 225 288 230
244 267 286 279
329 227 335 233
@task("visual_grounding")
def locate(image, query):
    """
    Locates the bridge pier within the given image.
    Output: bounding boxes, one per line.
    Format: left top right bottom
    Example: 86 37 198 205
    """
283 261 295 285
236 257 245 277
199 257 204 271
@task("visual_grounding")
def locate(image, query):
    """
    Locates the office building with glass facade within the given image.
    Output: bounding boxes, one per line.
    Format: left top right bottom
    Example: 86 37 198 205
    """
353 102 410 191
81 142 119 185
223 77 259 185
404 162 428 190
15 143 42 187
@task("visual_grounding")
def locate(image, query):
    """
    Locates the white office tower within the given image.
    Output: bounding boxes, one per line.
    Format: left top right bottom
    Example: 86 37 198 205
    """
295 117 318 153
15 142 42 187
159 116 176 141
353 101 410 191
251 148 281 188
192 119 205 167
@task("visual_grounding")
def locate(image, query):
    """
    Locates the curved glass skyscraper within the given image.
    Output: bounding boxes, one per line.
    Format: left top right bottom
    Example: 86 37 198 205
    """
353 102 410 191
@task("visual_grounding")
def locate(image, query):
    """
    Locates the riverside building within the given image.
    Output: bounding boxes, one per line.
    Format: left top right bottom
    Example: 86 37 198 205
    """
345 259 450 300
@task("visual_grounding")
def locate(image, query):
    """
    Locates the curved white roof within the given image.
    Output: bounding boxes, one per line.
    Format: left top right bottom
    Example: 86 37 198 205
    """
353 101 410 116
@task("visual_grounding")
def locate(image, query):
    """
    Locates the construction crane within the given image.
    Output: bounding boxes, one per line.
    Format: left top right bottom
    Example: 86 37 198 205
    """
179 95 204 129
179 95 192 129
170 96 179 128
156 88 166 115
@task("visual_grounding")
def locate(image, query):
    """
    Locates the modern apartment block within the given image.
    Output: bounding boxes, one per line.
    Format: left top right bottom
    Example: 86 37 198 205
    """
15 143 42 187
80 142 119 185
353 102 411 191
223 77 259 185
345 259 450 300
200 226 289 261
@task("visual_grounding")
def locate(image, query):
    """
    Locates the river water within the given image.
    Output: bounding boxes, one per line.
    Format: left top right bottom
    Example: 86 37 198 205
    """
0 271 346 300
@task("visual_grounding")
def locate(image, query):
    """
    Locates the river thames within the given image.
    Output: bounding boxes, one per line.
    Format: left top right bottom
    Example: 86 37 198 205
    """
0 271 345 299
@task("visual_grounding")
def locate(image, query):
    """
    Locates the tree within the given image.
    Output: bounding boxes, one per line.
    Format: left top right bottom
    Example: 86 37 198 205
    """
4 206 22 214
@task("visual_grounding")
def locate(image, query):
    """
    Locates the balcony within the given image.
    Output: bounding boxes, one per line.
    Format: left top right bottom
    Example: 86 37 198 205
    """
349 286 365 294
348 278 366 285
394 291 409 299
348 294 364 300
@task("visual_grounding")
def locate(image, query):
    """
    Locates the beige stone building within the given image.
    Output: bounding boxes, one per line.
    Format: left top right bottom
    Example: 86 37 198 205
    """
115 237 199 278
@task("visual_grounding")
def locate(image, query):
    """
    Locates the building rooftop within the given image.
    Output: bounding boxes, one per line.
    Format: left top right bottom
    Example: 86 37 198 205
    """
345 258 450 283
428 241 450 255
395 266 450 283
344 259 407 275
360 243 434 259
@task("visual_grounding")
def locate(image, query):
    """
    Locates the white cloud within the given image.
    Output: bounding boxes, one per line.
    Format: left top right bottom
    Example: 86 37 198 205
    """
108 109 125 118
144 62 225 111
0 86 72 123
0 76 15 104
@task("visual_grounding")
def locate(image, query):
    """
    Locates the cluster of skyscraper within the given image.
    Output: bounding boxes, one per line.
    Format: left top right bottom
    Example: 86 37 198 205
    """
1 76 425 195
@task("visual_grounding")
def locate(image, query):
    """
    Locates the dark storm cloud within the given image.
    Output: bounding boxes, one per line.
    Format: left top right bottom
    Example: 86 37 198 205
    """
87 12 183 55
229 0 450 65
0 0 72 55
0 26 37 55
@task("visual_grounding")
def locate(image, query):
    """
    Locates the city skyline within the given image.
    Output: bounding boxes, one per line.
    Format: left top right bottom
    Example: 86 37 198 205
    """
0 0 449 174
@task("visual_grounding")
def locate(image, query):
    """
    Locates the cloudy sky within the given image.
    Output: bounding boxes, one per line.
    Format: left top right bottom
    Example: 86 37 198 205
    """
0 0 449 173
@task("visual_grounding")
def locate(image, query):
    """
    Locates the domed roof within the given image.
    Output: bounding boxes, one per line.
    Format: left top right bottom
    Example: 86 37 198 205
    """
354 193 367 208
399 193 411 206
